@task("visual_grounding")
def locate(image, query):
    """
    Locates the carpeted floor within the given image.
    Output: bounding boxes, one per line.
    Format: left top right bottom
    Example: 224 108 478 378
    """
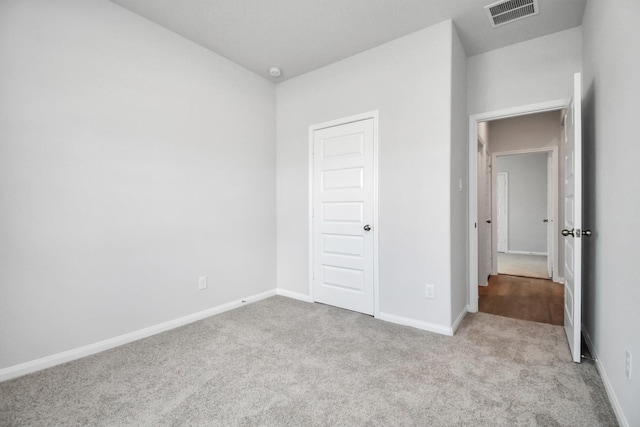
0 297 617 426
498 253 550 279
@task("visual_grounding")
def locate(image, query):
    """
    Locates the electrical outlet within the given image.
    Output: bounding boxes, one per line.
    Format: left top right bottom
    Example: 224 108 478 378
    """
626 350 632 380
198 276 207 290
425 284 435 299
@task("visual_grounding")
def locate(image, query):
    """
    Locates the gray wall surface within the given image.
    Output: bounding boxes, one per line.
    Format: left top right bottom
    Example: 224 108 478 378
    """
582 0 640 424
0 0 277 369
497 153 548 253
276 21 459 330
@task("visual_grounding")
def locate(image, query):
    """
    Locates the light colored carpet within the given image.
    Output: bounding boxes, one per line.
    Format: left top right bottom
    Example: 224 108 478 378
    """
498 253 550 279
0 297 617 426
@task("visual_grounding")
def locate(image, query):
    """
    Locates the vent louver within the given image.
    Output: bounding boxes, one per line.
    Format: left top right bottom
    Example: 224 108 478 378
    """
485 0 539 28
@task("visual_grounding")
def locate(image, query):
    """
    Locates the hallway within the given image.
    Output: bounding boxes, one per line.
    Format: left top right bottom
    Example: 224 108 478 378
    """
497 253 549 279
478 275 563 326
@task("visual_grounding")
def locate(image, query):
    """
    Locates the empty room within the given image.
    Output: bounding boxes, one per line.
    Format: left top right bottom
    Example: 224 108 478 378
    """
1 0 638 425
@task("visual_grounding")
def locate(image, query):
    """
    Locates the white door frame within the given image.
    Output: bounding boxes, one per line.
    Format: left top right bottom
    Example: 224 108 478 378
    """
468 99 567 312
547 154 554 278
491 148 559 279
308 111 380 317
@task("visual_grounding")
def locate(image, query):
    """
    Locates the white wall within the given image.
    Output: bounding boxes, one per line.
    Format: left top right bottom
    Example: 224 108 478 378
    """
276 21 457 330
468 27 582 115
0 0 276 370
449 25 468 324
582 0 640 425
496 154 548 253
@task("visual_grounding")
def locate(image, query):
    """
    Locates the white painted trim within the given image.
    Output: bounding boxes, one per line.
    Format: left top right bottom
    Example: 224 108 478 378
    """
471 99 569 123
469 117 478 312
451 308 468 334
372 113 380 318
582 327 629 427
308 124 315 302
308 111 380 316
546 153 555 279
276 288 313 303
506 250 548 256
0 290 276 383
469 98 568 313
377 312 453 336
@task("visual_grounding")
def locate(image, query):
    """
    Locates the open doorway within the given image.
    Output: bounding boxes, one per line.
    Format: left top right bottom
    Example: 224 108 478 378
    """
495 151 552 280
470 73 584 360
471 107 565 325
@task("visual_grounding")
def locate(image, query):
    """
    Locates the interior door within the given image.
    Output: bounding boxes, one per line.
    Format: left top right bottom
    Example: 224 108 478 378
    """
485 154 493 277
312 118 375 315
477 142 491 286
563 73 583 363
496 172 508 253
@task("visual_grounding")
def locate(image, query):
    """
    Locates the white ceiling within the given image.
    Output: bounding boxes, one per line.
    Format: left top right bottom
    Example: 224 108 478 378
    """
110 0 586 81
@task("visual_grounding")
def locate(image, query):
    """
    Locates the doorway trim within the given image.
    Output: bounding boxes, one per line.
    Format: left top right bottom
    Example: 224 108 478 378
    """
468 99 567 313
308 110 380 317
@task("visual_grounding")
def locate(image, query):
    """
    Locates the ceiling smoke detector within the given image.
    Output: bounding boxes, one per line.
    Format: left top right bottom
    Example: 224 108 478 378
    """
485 0 539 28
269 67 282 78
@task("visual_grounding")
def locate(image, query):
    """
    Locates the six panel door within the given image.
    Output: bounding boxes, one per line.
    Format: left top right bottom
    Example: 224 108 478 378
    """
312 118 374 315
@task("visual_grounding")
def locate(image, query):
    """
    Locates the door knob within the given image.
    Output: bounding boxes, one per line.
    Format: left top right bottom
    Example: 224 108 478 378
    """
582 229 592 237
363 224 371 231
486 220 491 224
543 219 549 223
561 229 575 237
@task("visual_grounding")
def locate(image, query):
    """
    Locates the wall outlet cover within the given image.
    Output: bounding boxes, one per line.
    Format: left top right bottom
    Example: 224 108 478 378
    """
425 284 435 299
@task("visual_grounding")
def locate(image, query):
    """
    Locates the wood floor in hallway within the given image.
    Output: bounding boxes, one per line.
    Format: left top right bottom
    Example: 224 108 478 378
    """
478 274 564 326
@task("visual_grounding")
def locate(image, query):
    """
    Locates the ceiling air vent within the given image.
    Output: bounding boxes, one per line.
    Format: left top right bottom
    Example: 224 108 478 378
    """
485 0 539 28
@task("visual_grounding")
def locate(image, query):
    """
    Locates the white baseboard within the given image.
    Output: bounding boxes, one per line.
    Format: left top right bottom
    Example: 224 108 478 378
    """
276 288 313 303
506 250 548 256
582 326 629 427
0 289 277 383
377 312 453 336
451 308 468 334
275 291 460 337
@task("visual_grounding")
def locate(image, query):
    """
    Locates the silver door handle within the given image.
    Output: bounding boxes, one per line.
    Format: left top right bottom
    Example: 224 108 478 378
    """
363 224 371 231
561 229 575 237
582 229 592 237
543 219 549 223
